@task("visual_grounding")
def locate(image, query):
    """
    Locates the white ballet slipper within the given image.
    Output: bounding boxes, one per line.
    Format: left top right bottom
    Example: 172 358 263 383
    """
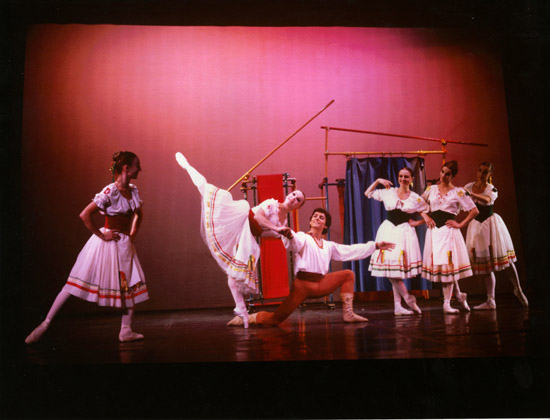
513 288 529 307
119 327 144 342
456 292 471 311
25 320 50 344
404 294 422 314
175 152 189 169
473 298 496 310
443 300 459 314
394 304 414 316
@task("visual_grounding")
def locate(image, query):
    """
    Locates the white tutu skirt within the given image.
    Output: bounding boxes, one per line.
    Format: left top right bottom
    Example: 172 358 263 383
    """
200 184 259 294
466 213 517 274
62 228 149 307
422 225 473 283
369 220 422 279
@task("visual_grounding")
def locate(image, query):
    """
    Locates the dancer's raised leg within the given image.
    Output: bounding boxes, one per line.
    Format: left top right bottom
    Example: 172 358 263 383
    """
175 152 208 194
25 290 71 344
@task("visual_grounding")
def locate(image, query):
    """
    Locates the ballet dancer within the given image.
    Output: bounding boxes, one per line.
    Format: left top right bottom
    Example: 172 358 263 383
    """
227 207 395 326
364 167 427 316
25 151 149 344
175 152 305 328
420 161 479 314
464 161 528 309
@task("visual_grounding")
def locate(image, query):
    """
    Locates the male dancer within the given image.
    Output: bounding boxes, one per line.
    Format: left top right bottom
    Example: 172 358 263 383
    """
228 208 394 326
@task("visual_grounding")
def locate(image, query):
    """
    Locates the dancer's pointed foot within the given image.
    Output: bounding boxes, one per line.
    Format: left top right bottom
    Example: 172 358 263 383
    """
119 327 144 342
405 294 422 314
474 298 496 310
456 292 471 311
235 308 249 329
25 320 51 344
175 152 189 169
394 305 414 316
513 288 529 307
443 301 459 314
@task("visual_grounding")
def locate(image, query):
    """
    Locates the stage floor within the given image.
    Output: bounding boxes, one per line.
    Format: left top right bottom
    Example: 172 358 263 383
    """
23 294 545 364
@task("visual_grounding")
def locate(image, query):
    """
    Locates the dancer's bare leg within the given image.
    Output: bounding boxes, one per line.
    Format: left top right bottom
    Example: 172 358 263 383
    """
474 273 496 310
25 290 71 344
119 307 144 342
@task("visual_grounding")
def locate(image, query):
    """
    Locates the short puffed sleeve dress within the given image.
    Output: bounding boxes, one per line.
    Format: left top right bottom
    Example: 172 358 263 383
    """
62 183 149 307
366 187 428 279
464 182 517 274
421 185 476 283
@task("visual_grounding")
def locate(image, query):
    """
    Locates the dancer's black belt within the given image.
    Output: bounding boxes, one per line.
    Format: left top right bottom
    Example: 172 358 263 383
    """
105 214 133 235
429 210 455 228
475 204 494 223
386 209 411 226
296 271 324 282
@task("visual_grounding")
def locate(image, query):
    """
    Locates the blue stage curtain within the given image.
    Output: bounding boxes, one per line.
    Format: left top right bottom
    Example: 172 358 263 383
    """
343 157 431 292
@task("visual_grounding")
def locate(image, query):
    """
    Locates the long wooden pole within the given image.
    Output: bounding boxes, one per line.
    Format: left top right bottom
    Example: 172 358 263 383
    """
227 100 335 191
320 126 488 147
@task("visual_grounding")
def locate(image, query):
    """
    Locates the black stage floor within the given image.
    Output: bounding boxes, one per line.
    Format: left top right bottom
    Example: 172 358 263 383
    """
23 294 546 364
7 294 550 419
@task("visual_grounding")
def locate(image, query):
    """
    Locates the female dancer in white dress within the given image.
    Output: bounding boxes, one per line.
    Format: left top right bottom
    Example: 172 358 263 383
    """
420 161 479 313
464 162 528 309
175 152 305 328
364 167 427 316
25 151 149 344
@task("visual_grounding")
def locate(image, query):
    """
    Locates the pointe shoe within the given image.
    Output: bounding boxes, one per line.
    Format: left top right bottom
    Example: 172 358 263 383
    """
473 298 496 310
513 288 529 307
25 320 51 344
394 305 414 316
227 312 257 327
456 292 471 311
175 152 189 169
235 308 249 329
443 301 459 314
343 311 369 323
404 295 422 314
118 327 144 342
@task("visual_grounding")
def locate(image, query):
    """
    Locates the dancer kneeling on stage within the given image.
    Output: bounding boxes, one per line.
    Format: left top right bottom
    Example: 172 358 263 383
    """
175 152 305 328
364 167 427 316
420 160 479 314
227 208 395 326
25 151 149 344
464 161 528 309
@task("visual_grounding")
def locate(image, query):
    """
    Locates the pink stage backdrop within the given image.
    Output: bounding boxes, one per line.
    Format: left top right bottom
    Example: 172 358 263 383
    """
21 26 520 312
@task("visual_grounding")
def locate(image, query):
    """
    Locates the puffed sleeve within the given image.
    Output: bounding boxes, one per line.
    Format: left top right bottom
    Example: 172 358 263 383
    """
486 184 498 204
257 198 279 221
329 241 377 262
421 186 432 205
131 185 144 208
456 188 476 212
411 192 429 213
93 185 112 212
281 231 307 253
367 187 386 201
